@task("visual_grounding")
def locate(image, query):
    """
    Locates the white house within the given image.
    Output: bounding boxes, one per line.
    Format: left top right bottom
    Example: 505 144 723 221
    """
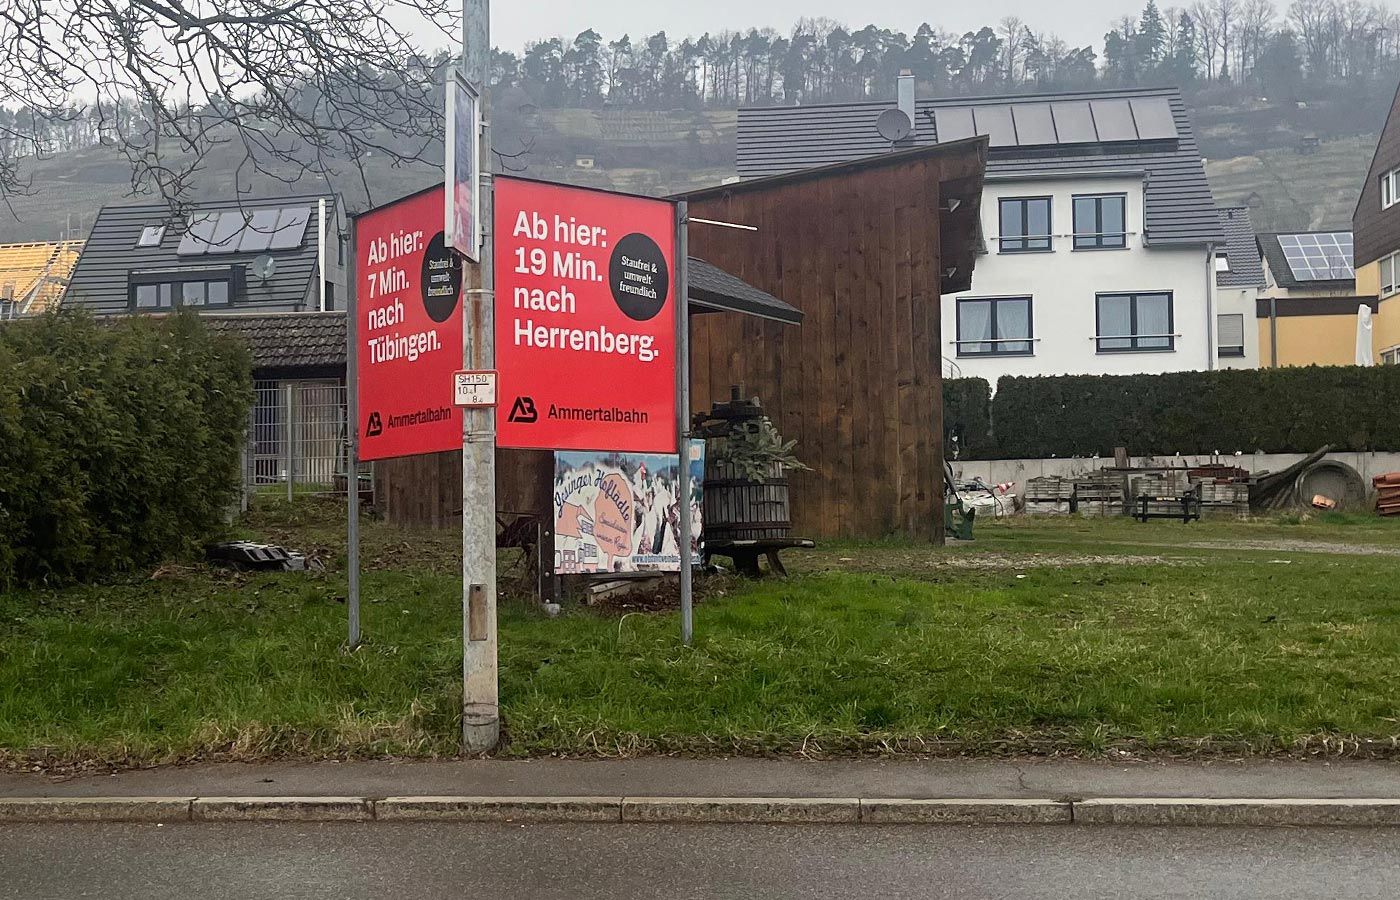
1213 205 1266 370
734 81 1229 384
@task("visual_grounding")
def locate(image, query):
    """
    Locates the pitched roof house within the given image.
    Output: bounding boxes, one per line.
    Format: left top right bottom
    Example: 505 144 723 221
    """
737 80 1226 385
64 194 345 315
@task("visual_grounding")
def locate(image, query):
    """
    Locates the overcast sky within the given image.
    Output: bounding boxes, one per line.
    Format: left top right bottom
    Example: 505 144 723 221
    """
489 0 1149 54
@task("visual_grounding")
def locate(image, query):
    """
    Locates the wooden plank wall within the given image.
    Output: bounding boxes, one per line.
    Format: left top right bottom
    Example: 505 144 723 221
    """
374 448 552 528
686 154 953 540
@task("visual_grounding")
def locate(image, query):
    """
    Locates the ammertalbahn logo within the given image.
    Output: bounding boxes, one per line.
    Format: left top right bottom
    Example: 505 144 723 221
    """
548 404 649 424
365 411 383 437
509 396 538 423
386 406 452 428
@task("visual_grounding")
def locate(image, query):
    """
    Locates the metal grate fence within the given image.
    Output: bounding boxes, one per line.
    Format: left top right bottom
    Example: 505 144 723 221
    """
247 378 371 499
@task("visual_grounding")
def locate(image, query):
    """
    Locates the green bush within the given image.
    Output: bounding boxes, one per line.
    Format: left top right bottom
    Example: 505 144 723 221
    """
988 366 1400 459
0 312 252 587
942 377 993 458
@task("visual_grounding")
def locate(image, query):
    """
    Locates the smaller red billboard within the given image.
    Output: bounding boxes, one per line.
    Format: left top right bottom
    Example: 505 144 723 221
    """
355 187 464 462
494 177 678 453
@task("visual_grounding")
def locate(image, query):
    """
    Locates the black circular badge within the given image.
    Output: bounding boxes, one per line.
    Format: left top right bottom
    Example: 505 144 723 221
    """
608 233 669 321
420 231 462 324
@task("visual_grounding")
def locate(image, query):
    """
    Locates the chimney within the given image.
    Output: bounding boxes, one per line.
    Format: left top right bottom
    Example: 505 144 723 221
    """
898 68 917 136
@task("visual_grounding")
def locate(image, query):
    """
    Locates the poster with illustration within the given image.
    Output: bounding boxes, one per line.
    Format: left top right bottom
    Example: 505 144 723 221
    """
553 441 703 574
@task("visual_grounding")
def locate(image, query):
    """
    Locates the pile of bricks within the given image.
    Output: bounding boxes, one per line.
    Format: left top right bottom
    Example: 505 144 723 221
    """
1373 472 1400 516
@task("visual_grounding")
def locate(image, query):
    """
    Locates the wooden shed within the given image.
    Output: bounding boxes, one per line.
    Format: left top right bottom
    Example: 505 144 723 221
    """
680 138 988 541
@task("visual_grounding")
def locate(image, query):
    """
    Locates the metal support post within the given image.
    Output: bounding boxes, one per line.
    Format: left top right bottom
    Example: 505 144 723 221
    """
284 382 295 502
676 202 693 645
346 218 362 650
461 0 499 753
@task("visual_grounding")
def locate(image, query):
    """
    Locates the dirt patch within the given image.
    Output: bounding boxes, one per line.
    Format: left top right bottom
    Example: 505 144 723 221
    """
800 551 1189 576
1182 539 1400 557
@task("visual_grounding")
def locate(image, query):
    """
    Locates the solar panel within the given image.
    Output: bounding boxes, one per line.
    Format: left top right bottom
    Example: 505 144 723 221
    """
934 107 975 142
177 213 219 255
972 104 1016 147
1130 97 1177 140
204 211 245 255
1278 233 1354 281
235 209 283 253
1049 101 1096 143
1011 103 1057 146
267 207 311 250
1090 99 1137 142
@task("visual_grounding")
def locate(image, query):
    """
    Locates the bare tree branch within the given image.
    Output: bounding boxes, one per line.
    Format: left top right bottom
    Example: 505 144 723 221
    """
0 0 458 217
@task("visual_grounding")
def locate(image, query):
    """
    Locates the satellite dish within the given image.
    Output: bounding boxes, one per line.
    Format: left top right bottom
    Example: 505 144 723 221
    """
251 254 277 281
876 108 913 143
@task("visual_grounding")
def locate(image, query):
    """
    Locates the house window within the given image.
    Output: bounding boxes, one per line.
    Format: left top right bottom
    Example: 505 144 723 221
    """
0 299 15 319
1382 252 1400 297
1214 252 1230 273
1096 291 1174 352
136 225 166 248
1383 168 1400 210
129 277 233 310
999 197 1052 252
956 297 1033 356
1072 194 1127 249
1383 347 1400 365
1217 313 1245 358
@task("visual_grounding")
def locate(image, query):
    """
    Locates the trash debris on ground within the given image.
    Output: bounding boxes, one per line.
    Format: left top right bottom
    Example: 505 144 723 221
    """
206 541 320 572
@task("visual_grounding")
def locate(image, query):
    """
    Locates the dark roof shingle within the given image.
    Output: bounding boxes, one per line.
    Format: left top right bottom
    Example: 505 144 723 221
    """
1216 206 1265 288
736 86 1221 246
203 311 347 374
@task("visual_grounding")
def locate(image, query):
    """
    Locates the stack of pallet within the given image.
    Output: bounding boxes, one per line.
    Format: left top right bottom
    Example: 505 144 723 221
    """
1024 476 1074 515
1073 473 1128 517
1374 473 1400 516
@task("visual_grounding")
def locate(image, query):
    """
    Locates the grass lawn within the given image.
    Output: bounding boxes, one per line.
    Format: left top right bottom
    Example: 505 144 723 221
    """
3 499 1400 768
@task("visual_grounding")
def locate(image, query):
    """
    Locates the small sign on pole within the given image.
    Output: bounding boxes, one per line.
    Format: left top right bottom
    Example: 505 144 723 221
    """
445 71 481 262
454 369 498 407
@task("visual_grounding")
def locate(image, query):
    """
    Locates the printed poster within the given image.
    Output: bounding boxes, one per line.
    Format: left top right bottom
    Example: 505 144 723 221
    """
553 441 703 574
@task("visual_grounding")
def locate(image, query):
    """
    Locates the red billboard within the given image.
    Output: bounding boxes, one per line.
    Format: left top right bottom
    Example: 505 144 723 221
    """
355 187 463 461
494 177 678 453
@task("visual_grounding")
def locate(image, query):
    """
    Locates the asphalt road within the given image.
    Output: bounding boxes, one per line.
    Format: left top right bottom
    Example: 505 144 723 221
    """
4 823 1400 899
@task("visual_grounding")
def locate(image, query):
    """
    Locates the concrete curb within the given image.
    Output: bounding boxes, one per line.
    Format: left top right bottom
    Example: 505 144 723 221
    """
376 796 623 823
0 797 195 823
1072 797 1400 827
622 797 860 824
192 797 372 822
5 796 1400 826
860 798 1071 825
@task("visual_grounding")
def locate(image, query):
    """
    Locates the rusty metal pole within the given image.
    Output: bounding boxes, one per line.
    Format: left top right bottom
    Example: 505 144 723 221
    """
460 0 499 754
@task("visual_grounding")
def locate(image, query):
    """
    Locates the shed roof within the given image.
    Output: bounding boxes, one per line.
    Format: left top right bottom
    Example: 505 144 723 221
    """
1216 206 1265 288
736 86 1221 246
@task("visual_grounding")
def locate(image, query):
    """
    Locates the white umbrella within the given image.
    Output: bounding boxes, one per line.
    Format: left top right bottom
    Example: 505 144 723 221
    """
1357 304 1375 367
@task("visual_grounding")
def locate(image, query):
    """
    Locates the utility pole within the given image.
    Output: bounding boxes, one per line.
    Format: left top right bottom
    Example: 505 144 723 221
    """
460 0 499 753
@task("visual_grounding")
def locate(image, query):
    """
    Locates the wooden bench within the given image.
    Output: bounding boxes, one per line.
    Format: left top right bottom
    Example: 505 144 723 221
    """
705 538 815 577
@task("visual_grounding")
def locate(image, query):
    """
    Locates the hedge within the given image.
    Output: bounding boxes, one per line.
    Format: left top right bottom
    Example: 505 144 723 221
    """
942 377 994 458
0 312 252 587
987 366 1400 459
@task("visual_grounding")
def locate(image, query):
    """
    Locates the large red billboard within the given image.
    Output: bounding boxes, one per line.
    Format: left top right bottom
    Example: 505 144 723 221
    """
355 187 464 462
494 177 678 453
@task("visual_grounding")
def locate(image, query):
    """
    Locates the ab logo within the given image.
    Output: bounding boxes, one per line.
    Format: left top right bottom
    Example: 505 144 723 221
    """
365 411 383 437
508 396 538 424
